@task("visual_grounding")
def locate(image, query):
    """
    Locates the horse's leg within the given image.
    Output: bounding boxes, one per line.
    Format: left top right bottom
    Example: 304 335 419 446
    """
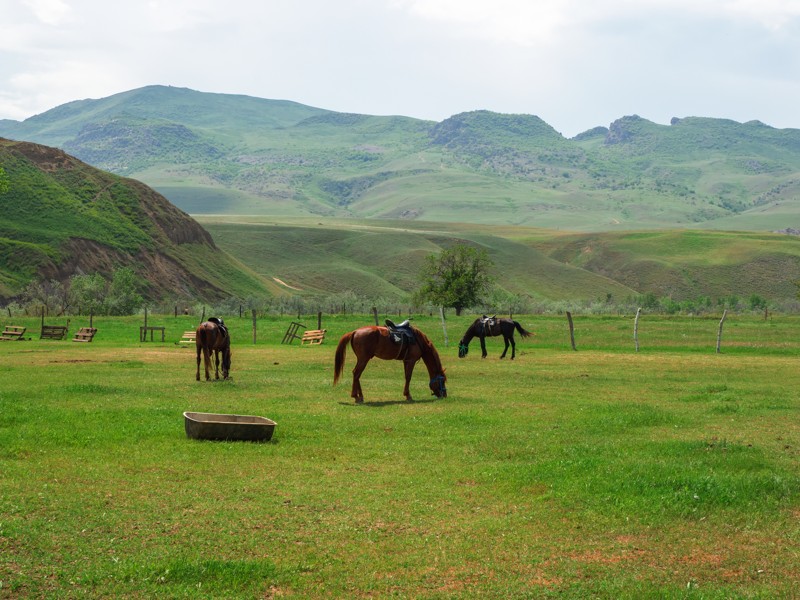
351 357 370 403
196 346 201 381
500 334 510 359
213 349 220 379
203 347 212 380
480 335 488 358
402 360 415 401
510 334 516 360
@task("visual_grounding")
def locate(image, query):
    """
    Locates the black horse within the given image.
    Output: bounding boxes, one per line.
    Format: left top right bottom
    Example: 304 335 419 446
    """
458 316 533 360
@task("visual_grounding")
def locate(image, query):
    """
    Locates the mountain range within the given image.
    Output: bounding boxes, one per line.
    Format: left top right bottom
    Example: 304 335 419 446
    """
2 85 800 306
2 85 800 232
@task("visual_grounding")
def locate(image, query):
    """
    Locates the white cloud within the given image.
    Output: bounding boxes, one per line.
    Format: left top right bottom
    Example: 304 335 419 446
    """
392 0 800 44
142 0 221 33
390 0 575 46
22 0 72 26
0 0 799 135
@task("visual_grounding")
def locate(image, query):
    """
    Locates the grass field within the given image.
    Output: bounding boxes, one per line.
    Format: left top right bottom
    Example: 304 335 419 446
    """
2 312 800 598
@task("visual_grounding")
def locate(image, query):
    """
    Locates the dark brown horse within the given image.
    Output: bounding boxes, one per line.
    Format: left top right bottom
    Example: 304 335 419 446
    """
458 317 532 360
196 319 231 381
334 325 447 403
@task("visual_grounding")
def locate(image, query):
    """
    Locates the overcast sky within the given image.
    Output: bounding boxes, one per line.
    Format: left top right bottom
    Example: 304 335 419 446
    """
2 0 799 137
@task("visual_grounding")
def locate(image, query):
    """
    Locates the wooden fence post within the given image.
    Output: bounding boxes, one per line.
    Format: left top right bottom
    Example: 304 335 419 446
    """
566 311 577 351
317 311 322 330
372 307 379 325
252 309 257 344
634 307 641 352
439 306 448 346
716 309 728 354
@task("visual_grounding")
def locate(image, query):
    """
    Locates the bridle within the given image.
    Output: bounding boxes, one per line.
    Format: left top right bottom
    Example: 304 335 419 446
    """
430 374 447 397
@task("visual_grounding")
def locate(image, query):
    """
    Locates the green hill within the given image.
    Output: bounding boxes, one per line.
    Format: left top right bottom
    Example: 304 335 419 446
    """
0 138 275 301
4 87 800 306
2 133 799 305
3 86 800 231
196 216 800 305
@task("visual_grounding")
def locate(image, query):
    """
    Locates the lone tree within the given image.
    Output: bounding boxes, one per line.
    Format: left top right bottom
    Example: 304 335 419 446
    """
414 244 494 315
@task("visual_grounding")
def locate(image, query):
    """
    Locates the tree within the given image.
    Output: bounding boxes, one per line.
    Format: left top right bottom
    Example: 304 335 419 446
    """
106 267 143 315
69 273 108 315
20 279 68 315
414 244 494 315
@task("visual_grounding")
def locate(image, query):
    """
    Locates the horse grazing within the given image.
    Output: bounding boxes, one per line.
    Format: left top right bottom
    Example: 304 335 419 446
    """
195 318 231 381
334 323 447 403
458 316 533 360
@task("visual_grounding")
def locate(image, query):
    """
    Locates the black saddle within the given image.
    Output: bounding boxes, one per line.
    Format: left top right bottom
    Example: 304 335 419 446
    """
480 315 496 334
208 316 228 337
385 319 415 345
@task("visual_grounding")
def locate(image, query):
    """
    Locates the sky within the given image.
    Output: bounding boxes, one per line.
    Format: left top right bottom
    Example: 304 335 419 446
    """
2 0 800 138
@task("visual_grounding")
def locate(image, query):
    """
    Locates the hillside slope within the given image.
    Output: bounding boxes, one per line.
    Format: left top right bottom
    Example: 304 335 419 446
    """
2 86 800 231
197 217 800 304
0 138 275 301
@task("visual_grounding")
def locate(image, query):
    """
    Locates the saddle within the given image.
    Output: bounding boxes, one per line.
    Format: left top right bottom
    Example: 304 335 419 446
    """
481 315 497 332
208 316 228 338
385 319 416 346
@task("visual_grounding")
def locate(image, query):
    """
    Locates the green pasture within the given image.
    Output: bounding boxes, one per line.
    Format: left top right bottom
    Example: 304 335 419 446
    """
2 313 800 597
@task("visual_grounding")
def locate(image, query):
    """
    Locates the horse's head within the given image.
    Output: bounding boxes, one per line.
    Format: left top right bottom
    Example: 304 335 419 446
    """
430 373 447 398
457 340 469 358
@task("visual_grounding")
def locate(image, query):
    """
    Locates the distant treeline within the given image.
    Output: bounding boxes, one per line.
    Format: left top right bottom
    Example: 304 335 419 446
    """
6 288 797 319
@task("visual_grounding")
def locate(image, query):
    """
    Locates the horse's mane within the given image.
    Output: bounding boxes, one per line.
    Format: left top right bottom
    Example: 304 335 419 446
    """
410 325 445 376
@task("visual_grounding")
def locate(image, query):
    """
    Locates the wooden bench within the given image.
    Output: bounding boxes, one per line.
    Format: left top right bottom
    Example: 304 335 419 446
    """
281 321 306 344
0 326 26 341
301 329 327 345
139 326 165 342
40 325 68 340
178 330 197 345
73 327 97 343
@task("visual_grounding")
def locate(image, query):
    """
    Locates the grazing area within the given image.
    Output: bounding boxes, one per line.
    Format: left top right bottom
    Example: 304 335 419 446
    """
1 313 800 597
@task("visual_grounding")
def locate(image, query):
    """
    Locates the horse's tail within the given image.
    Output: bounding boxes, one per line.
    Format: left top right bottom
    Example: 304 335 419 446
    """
514 321 533 338
333 331 355 385
197 324 213 373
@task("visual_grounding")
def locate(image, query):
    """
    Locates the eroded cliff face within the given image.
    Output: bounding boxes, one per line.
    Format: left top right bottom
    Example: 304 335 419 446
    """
122 177 215 247
1 138 255 302
37 238 226 300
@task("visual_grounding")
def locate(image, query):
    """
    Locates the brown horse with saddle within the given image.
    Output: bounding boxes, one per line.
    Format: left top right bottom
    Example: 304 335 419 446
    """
196 317 231 381
334 320 447 403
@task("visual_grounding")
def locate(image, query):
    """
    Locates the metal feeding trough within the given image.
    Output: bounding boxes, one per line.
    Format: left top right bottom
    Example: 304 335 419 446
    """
183 411 276 442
